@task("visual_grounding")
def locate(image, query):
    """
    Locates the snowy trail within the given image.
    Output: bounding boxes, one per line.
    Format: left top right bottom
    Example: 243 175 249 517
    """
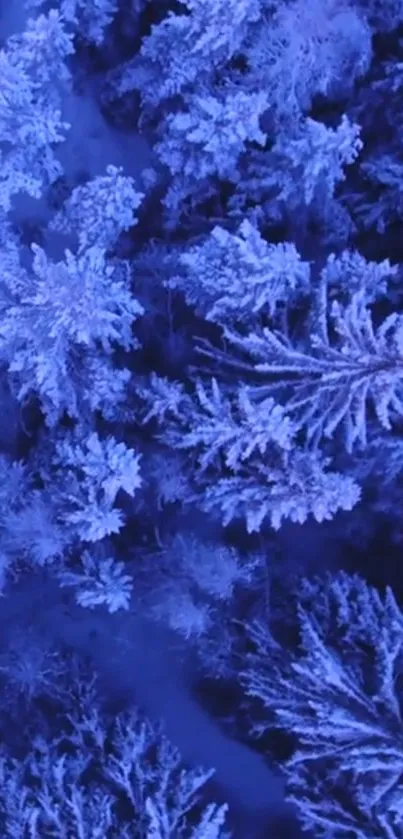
4 578 294 834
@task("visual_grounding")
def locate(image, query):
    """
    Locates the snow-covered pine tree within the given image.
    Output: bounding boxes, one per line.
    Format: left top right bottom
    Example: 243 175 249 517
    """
0 11 73 211
241 571 403 837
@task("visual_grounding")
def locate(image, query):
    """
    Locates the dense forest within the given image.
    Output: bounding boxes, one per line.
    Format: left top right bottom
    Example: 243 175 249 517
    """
0 0 403 836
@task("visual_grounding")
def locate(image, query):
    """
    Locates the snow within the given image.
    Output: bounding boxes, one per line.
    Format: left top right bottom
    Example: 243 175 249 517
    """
58 75 154 185
0 0 27 41
1 574 290 830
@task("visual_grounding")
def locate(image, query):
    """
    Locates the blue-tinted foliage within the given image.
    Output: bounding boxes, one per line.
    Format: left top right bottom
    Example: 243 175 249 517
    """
26 0 120 43
167 219 310 324
241 572 403 836
0 11 73 209
220 250 400 452
0 663 229 837
1 1 403 837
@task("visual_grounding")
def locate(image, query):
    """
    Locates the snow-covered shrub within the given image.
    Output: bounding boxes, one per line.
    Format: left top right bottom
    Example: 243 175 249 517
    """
241 572 403 837
0 456 65 577
143 449 192 509
171 534 260 601
150 588 214 639
0 628 67 704
3 491 66 566
131 530 261 639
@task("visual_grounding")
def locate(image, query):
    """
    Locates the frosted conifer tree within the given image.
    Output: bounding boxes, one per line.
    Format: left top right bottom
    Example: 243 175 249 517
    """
50 165 144 252
155 89 269 225
25 0 119 44
229 115 362 228
244 0 371 117
0 242 143 426
241 572 403 837
222 255 403 452
0 680 230 837
167 220 310 325
47 429 142 542
106 0 263 113
139 374 360 531
109 0 370 124
0 11 73 210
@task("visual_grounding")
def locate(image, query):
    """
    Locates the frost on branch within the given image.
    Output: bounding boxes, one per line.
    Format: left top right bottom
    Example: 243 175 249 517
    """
241 572 403 837
244 0 371 118
48 430 142 542
25 0 119 44
140 374 360 531
320 249 397 304
58 550 133 613
224 259 403 452
142 376 295 472
230 115 362 228
202 451 360 532
0 12 73 210
56 430 142 502
50 165 144 252
155 89 269 225
28 245 143 353
167 220 310 326
275 116 363 206
0 694 230 837
0 244 143 425
75 353 133 422
108 0 262 113
105 711 229 838
175 378 295 470
140 372 191 426
146 796 229 839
